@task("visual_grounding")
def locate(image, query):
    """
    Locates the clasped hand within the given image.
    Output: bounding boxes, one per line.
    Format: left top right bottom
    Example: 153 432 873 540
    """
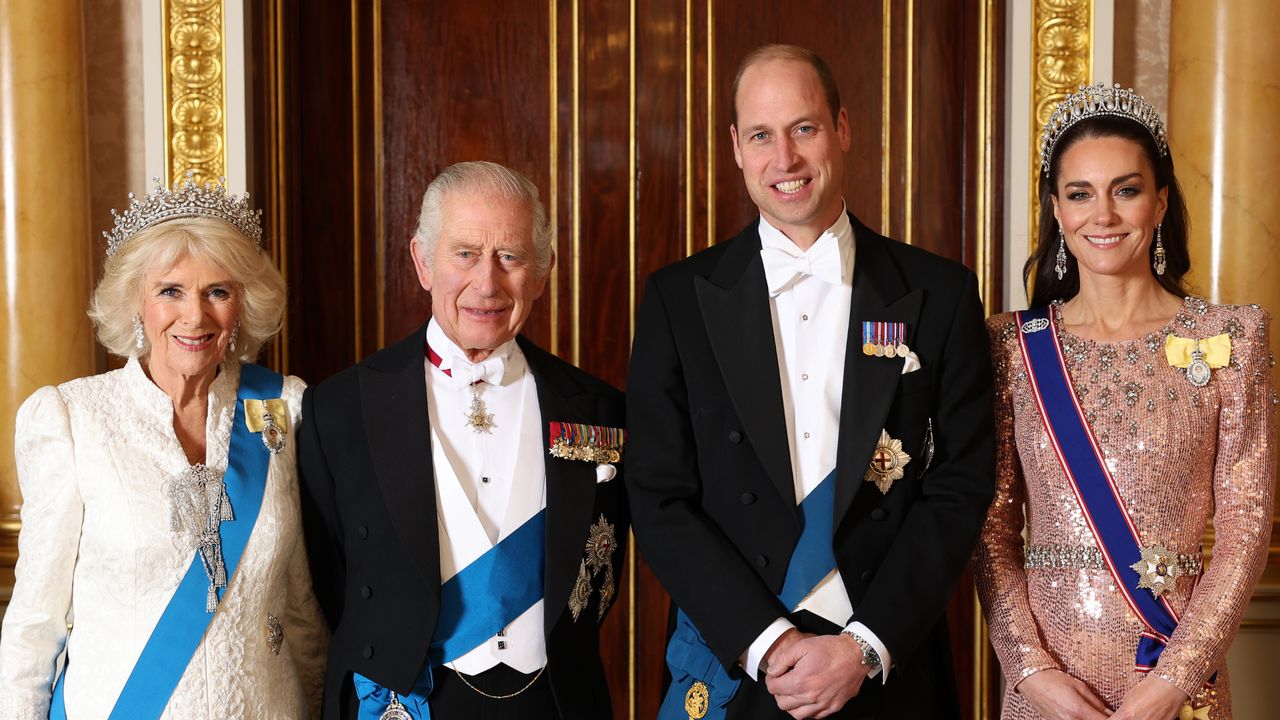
761 628 869 719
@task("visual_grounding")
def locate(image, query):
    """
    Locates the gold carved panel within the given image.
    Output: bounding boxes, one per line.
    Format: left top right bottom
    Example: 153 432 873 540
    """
162 0 227 187
1030 0 1092 247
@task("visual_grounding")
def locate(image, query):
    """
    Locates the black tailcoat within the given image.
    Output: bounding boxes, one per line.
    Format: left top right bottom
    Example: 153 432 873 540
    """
625 214 995 718
299 327 627 719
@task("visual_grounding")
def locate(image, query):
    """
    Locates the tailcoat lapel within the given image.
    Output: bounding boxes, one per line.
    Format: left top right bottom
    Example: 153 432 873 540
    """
695 225 795 507
833 219 923 522
519 337 600 633
359 324 442 588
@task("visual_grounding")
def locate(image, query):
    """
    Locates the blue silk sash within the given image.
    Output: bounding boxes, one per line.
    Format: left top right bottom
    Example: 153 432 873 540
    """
1016 307 1180 670
353 508 547 719
658 469 838 720
49 363 282 719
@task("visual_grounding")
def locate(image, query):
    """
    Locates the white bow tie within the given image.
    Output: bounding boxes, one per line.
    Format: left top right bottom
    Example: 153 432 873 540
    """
447 355 506 387
760 240 843 296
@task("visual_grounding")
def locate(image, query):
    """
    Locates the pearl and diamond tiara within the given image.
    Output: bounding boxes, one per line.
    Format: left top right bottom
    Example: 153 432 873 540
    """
1040 83 1168 173
103 171 263 256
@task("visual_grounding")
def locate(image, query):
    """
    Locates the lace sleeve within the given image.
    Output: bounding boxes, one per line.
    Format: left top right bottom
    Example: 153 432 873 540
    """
0 387 83 719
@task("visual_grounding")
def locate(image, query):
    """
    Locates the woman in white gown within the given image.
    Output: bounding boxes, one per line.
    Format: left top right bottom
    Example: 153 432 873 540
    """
0 175 327 719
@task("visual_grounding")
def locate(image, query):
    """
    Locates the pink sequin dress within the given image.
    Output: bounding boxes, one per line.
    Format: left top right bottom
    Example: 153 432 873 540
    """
976 298 1275 719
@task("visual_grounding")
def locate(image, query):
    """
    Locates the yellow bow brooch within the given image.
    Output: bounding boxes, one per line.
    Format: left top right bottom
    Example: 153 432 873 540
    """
1164 333 1231 388
244 398 289 454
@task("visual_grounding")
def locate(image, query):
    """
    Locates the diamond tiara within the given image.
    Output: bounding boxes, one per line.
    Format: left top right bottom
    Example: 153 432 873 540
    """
1039 83 1168 173
104 171 263 256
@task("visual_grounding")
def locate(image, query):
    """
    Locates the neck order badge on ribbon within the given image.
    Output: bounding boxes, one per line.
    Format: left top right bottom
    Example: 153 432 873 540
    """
658 470 838 720
50 364 283 720
1016 307 1206 677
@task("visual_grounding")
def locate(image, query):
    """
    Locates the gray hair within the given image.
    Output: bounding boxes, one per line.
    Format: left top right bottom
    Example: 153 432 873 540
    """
411 161 553 276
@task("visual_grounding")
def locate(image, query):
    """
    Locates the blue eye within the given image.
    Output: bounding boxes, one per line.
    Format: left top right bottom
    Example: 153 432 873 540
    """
159 286 180 298
208 287 232 300
752 131 769 142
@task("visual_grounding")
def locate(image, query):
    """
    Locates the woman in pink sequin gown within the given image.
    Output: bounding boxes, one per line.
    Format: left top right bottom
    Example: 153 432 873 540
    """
976 86 1274 720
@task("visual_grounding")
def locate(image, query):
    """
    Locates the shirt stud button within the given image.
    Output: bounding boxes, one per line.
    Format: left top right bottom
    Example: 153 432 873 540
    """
728 430 743 444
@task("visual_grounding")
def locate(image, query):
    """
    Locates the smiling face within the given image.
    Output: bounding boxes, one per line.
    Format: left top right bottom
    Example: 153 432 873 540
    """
141 253 240 385
1052 135 1169 285
731 57 851 247
412 189 549 361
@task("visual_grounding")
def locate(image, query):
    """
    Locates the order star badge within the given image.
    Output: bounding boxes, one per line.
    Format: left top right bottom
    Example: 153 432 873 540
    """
1130 543 1183 598
464 394 495 433
864 429 911 494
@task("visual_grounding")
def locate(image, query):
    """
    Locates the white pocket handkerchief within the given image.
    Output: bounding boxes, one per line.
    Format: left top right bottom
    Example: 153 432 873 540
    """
901 351 922 374
595 463 617 483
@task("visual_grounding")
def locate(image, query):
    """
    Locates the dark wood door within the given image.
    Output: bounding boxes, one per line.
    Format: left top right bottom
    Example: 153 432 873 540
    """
249 2 1005 717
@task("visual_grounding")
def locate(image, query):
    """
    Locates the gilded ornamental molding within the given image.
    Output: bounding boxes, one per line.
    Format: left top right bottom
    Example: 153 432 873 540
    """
162 0 228 187
1030 0 1092 247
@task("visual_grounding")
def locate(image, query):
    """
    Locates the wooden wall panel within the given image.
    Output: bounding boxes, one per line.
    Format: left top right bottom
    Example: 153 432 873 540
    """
252 1 1003 716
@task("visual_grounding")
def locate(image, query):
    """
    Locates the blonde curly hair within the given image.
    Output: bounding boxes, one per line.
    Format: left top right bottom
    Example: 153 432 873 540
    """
89 217 285 361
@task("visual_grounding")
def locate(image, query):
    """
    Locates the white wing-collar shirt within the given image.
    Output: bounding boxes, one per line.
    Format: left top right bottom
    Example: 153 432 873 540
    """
743 207 894 683
424 319 548 674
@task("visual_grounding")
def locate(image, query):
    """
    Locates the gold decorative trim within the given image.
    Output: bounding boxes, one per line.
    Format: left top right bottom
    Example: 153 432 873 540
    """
351 0 362 361
976 0 997 312
627 1 637 715
903 0 914 246
162 0 229 187
881 0 892 235
374 0 385 349
571 0 581 365
684 0 694 258
548 0 559 357
1029 0 1092 249
705 0 714 249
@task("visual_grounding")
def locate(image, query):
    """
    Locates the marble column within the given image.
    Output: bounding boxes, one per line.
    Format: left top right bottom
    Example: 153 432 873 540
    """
1170 3 1280 316
1170 3 1280 717
0 0 95 605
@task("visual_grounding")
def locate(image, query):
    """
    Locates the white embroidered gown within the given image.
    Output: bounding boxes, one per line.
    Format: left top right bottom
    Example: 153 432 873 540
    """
0 358 328 719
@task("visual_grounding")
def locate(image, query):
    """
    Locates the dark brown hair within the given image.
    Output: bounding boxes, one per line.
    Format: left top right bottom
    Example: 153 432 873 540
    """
1025 115 1191 308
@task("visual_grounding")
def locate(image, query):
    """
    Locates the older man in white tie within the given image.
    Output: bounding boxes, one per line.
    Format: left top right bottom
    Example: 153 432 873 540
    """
299 161 628 719
625 44 995 719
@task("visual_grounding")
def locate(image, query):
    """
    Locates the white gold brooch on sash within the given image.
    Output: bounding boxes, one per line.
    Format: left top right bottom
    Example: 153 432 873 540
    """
865 430 911 494
163 463 233 612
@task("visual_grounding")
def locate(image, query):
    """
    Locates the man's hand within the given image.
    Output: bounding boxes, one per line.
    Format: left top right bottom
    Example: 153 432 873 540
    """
1016 669 1112 720
1111 675 1187 720
763 633 868 719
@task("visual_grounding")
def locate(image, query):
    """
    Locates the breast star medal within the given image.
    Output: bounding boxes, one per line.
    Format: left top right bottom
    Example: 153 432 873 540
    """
378 692 412 720
865 429 911 494
585 514 617 620
684 681 710 719
464 392 495 433
1129 544 1183 598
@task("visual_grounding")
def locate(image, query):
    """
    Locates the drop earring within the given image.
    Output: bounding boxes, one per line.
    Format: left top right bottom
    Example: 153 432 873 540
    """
228 322 239 354
133 314 145 351
1153 224 1167 276
1055 227 1068 280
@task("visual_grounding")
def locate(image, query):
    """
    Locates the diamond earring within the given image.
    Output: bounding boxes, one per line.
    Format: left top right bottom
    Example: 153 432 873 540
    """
1153 224 1167 276
228 322 239 354
1055 227 1068 280
133 314 145 350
